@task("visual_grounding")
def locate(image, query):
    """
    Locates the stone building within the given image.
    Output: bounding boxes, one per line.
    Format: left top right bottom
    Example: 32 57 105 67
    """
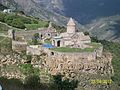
12 41 27 52
3 9 12 13
52 18 91 49
15 22 57 41
8 22 57 41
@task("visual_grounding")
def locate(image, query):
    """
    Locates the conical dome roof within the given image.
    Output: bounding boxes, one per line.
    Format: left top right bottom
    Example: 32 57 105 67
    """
67 18 76 26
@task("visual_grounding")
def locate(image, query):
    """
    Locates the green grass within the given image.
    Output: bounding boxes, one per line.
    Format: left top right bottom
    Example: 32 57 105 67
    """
87 42 103 48
0 36 5 41
25 21 49 30
19 64 40 76
51 47 95 52
0 22 10 34
0 36 12 54
51 42 102 53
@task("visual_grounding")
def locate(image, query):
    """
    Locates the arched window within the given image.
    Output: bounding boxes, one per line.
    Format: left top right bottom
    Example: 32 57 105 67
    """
51 52 54 55
48 33 51 36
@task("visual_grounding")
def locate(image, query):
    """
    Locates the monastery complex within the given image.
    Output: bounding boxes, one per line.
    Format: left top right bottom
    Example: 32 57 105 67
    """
8 18 103 75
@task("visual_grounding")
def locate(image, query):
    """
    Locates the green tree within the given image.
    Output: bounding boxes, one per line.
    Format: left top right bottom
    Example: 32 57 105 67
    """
32 33 39 45
52 74 78 90
24 75 40 88
34 33 39 39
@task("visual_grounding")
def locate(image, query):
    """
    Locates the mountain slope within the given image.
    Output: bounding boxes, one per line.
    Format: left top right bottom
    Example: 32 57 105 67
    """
85 15 120 42
0 0 67 26
62 0 120 24
0 3 7 11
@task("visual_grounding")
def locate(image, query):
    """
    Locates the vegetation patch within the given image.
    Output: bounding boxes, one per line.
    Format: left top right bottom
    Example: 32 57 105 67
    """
0 22 10 34
44 39 52 44
0 36 12 54
91 37 120 87
0 12 39 29
25 21 49 30
51 47 95 52
87 42 103 48
19 64 40 76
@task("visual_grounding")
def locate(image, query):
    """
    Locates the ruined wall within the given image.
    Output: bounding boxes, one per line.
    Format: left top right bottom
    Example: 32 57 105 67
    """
26 45 43 55
41 47 104 76
43 52 113 78
95 46 103 57
12 41 27 52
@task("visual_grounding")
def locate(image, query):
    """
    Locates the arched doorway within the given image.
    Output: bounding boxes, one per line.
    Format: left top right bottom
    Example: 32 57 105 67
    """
52 40 55 46
57 40 60 47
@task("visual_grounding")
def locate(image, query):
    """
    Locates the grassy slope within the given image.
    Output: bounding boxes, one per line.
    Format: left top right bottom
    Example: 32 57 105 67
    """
25 21 49 30
0 22 10 34
101 41 120 86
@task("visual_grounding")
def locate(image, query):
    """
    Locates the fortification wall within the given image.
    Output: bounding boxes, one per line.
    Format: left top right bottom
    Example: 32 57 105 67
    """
26 45 103 60
42 47 103 75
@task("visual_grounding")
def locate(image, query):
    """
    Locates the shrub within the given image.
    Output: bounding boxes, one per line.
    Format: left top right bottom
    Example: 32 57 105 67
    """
0 12 6 22
84 31 89 35
24 75 40 88
52 74 78 90
4 14 14 25
11 18 26 29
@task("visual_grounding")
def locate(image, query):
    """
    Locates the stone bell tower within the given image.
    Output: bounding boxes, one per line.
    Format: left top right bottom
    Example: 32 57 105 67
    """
67 18 76 34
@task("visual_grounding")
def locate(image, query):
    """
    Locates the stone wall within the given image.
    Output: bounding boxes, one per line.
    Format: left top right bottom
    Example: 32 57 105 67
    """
95 46 103 57
26 45 44 55
15 28 57 40
26 44 103 60
0 54 26 80
43 52 113 78
12 41 27 52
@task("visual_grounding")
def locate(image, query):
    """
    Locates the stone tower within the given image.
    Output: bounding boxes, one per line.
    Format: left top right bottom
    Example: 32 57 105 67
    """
67 18 76 33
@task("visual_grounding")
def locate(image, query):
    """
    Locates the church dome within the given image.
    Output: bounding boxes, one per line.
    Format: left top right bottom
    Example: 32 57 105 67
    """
67 18 76 26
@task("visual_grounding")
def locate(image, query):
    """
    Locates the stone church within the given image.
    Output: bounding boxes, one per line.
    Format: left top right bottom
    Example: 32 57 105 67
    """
52 18 91 49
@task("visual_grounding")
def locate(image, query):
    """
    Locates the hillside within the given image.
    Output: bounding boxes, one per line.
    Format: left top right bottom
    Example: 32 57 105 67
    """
85 15 120 42
0 3 7 11
62 0 120 24
0 0 68 26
